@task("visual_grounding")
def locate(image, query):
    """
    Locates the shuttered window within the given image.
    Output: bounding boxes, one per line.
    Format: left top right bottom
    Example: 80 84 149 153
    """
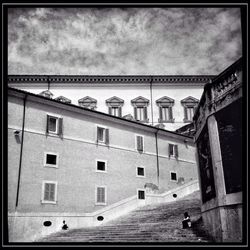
46 114 63 136
136 135 144 152
97 126 109 145
96 186 106 204
169 144 178 158
42 181 57 203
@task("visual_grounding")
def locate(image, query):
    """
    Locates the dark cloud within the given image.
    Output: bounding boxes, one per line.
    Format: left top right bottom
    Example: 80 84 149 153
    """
8 7 242 75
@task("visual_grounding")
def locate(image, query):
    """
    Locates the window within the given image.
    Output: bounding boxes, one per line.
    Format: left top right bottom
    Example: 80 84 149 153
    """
137 167 145 177
78 96 97 110
170 172 177 181
96 160 107 172
106 96 124 117
137 190 145 200
181 96 199 122
44 152 58 168
46 114 63 136
41 181 57 204
96 186 106 205
131 96 149 123
168 144 178 158
135 135 144 152
96 126 109 145
156 96 175 123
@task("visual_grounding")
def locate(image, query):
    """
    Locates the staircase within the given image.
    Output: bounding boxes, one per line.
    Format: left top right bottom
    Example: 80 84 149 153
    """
38 191 213 243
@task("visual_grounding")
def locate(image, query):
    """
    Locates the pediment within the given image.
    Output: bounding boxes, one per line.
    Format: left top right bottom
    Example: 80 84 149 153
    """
39 90 53 98
106 96 124 104
181 96 199 104
156 96 175 104
131 96 149 104
55 96 71 103
78 96 97 103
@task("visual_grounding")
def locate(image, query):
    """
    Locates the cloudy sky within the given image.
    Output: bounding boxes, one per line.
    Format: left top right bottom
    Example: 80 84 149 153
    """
8 7 242 75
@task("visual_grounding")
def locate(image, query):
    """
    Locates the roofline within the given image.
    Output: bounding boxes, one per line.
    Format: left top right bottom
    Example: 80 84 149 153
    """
8 75 216 85
8 87 194 141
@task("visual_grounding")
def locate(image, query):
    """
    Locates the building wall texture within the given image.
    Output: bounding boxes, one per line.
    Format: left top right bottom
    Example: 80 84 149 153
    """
8 88 198 241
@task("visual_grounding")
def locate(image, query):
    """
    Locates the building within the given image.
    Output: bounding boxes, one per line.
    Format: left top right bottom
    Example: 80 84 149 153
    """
8 87 199 242
8 75 215 131
193 57 243 242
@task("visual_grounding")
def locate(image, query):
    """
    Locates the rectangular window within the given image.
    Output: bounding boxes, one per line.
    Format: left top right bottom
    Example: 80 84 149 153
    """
136 135 144 152
110 107 121 117
138 190 145 200
97 126 109 145
137 167 145 177
96 186 106 205
96 160 107 172
46 114 63 136
170 172 177 181
168 144 178 158
161 107 173 121
135 107 147 121
42 181 57 204
44 152 58 168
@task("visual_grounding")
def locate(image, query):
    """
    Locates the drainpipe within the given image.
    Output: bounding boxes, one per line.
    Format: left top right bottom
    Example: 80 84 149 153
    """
155 128 160 187
15 94 27 208
150 76 154 126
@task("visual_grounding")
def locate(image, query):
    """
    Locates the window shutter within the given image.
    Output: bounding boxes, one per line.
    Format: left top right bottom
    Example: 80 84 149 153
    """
108 107 112 115
97 187 105 203
169 107 173 120
143 107 147 120
174 145 179 158
97 127 100 142
159 107 162 122
105 128 109 145
184 107 188 120
169 144 174 157
49 184 55 201
44 183 50 200
46 115 50 134
134 107 137 120
137 136 143 152
118 107 122 117
58 118 63 137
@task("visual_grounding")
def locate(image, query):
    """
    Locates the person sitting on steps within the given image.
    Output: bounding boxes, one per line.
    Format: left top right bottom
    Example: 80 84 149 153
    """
62 220 69 230
182 212 191 229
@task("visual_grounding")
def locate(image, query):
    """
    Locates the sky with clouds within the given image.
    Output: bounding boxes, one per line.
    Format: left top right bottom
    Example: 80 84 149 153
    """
8 7 242 75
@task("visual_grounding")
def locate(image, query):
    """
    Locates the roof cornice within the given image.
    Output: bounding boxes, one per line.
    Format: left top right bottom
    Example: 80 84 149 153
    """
8 75 216 85
8 86 194 143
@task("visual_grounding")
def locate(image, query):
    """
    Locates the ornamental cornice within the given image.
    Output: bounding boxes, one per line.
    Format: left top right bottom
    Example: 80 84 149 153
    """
8 75 215 85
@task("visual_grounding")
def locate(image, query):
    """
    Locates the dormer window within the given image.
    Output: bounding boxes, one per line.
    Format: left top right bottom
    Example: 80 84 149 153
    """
78 96 97 110
106 96 124 117
156 96 175 123
131 96 149 123
181 96 199 122
39 90 53 99
54 96 71 104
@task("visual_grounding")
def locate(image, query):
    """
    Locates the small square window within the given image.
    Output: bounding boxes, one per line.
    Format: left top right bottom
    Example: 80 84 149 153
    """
46 154 57 165
97 161 106 172
137 167 145 176
171 172 177 181
138 190 145 200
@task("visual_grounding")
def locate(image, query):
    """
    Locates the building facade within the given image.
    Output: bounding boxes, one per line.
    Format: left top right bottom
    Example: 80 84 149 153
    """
193 57 243 242
8 87 199 242
8 75 215 131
